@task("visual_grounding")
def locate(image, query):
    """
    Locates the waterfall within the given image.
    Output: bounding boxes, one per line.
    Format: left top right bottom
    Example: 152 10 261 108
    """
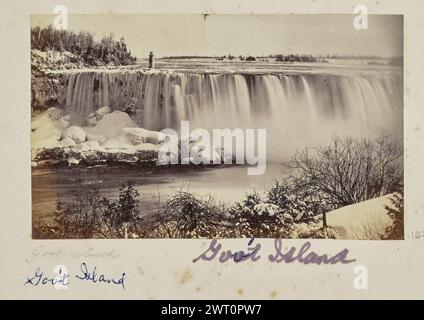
60 69 403 157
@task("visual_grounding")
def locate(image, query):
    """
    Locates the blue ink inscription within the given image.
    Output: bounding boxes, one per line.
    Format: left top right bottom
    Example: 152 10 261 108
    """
25 267 69 287
193 238 261 263
193 238 356 265
268 239 356 264
75 262 126 290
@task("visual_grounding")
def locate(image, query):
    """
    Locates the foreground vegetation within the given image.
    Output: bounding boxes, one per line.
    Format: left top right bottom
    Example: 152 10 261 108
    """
33 135 404 239
31 25 137 66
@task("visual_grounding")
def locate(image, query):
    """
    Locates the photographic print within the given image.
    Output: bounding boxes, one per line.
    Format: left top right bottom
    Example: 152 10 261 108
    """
30 13 404 240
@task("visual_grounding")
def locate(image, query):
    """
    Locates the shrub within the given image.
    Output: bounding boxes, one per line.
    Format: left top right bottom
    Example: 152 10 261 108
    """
32 179 142 239
267 180 329 223
287 135 402 208
228 191 294 238
151 191 228 238
383 190 404 239
101 181 141 237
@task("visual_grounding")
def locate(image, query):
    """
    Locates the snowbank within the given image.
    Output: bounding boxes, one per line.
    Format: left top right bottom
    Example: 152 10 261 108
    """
326 194 394 240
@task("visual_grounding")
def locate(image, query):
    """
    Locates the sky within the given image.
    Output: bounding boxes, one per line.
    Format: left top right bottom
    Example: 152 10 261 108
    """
31 14 403 58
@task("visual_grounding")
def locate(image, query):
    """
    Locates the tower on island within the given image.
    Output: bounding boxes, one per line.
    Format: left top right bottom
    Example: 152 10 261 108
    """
149 51 155 69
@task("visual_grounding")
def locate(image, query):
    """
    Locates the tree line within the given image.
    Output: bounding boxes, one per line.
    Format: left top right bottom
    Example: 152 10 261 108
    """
275 54 320 63
30 25 137 66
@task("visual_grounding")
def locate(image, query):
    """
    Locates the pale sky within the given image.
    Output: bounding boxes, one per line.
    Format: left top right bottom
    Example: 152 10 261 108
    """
31 14 403 58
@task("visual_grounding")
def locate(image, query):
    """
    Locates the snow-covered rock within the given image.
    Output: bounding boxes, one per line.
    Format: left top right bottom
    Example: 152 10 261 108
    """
85 111 101 127
95 106 111 119
61 126 87 144
57 117 70 130
31 108 163 166
134 143 160 153
31 107 63 132
31 108 66 151
76 140 101 151
101 137 131 149
85 115 98 127
44 107 64 121
59 137 77 147
118 127 164 145
85 110 137 141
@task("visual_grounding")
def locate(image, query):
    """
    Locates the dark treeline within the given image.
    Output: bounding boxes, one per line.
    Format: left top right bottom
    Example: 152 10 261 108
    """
275 54 320 63
31 25 137 65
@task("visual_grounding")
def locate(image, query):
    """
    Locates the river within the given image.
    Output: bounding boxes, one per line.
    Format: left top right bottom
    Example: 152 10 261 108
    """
32 163 285 221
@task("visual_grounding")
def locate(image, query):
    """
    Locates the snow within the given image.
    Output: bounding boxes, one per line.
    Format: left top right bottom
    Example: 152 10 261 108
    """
119 127 166 145
61 125 87 144
31 49 86 71
95 106 112 118
326 194 394 239
32 108 239 166
59 137 77 147
76 140 101 150
31 108 165 162
84 111 138 141
31 108 68 151
253 203 280 217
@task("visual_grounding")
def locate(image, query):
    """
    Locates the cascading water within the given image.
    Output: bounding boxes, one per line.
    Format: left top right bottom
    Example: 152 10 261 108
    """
60 68 403 158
